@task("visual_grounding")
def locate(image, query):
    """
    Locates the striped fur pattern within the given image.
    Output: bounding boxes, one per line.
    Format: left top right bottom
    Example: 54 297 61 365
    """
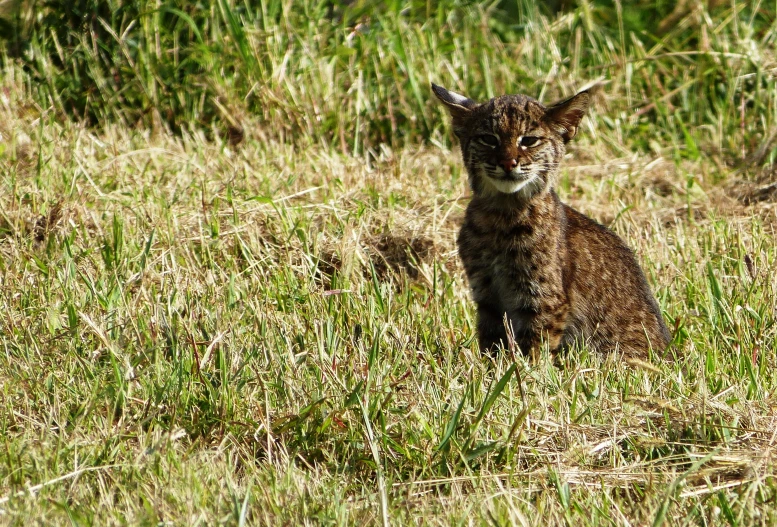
433 84 670 357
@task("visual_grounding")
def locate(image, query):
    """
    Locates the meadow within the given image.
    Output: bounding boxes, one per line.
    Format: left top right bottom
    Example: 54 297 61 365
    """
0 0 776 524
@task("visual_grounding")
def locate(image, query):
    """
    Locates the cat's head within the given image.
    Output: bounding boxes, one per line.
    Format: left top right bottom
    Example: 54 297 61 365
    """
432 83 589 200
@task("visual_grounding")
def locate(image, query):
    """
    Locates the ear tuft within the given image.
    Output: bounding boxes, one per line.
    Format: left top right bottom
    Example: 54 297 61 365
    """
431 83 478 117
543 91 590 143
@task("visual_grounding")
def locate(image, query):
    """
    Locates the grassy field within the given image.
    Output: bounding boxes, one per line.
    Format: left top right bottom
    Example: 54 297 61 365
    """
1 0 777 525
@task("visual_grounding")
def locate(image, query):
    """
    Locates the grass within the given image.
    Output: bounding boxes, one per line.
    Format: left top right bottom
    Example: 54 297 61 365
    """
1 0 777 525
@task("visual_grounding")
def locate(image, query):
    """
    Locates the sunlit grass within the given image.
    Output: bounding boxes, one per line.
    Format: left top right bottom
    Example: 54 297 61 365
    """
1 1 777 525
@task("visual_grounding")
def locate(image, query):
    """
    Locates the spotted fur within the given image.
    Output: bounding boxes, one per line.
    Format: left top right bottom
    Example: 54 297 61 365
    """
433 83 670 357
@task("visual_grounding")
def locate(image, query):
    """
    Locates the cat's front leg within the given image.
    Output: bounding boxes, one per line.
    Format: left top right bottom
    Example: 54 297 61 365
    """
476 302 509 354
477 304 540 355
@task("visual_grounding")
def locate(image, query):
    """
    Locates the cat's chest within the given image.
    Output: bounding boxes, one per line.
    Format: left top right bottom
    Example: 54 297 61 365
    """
458 213 558 299
463 225 543 277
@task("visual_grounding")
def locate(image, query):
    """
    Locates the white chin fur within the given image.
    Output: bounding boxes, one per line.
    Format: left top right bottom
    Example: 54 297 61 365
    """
487 174 538 195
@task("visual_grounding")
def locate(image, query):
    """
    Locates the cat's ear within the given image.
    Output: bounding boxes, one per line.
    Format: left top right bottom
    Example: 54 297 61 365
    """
543 91 590 143
431 83 478 118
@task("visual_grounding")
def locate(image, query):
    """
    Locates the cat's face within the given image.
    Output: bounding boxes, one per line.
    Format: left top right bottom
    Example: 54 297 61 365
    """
433 84 589 199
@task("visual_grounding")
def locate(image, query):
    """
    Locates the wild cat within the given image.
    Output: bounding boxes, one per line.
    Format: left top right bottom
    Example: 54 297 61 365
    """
432 83 670 357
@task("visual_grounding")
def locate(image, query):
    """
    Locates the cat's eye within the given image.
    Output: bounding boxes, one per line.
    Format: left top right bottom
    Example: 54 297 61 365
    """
519 136 541 148
476 135 499 148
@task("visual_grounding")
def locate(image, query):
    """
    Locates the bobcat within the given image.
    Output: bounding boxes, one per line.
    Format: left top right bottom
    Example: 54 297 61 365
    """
432 83 670 357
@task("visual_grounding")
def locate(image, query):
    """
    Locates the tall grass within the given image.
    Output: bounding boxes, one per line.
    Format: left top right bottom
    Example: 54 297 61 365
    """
2 0 776 165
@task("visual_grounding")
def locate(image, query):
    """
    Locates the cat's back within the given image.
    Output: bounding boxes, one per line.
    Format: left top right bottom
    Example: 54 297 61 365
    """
561 204 671 354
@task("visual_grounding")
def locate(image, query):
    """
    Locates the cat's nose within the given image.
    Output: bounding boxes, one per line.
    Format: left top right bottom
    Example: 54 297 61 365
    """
500 158 518 173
